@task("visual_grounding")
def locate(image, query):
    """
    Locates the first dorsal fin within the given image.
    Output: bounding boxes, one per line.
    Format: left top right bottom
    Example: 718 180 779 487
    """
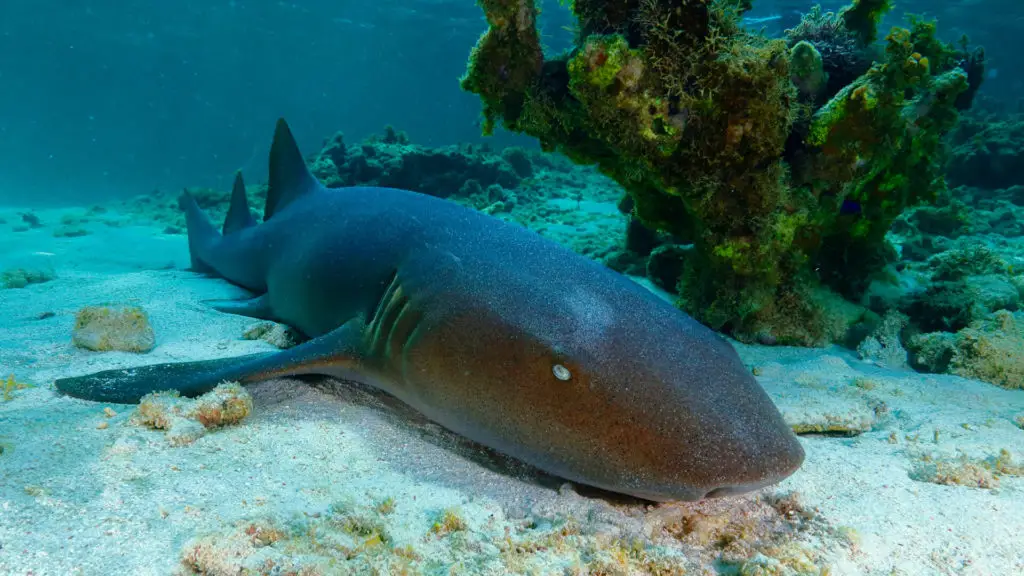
223 171 257 235
265 118 319 221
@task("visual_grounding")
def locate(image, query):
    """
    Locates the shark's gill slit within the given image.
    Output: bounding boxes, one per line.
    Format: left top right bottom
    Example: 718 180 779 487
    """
385 298 420 362
369 269 401 338
370 279 408 357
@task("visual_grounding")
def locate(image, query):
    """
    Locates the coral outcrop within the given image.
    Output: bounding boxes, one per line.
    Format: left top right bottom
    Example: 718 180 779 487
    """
122 126 543 233
908 310 1024 390
310 126 523 198
461 0 982 345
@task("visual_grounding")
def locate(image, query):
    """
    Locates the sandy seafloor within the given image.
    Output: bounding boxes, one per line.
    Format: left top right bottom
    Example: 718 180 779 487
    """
0 206 1022 576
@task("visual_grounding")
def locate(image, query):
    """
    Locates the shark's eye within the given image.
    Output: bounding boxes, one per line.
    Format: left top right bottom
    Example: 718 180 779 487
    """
552 363 572 381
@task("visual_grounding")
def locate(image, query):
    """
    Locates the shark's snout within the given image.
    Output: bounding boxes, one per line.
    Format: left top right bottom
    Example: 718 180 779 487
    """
615 388 805 502
655 362 805 501
698 427 806 500
573 305 806 502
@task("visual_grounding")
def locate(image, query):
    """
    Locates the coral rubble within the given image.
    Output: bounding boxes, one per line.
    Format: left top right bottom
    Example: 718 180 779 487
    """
72 305 157 353
1 267 55 289
178 490 841 575
241 321 300 349
135 382 253 446
948 107 1024 190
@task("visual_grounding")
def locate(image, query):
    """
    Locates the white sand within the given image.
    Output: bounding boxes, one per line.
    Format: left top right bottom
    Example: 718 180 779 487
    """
0 208 1022 575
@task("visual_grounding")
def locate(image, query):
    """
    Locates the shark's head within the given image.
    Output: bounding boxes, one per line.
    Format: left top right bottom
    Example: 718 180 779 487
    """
398 254 805 502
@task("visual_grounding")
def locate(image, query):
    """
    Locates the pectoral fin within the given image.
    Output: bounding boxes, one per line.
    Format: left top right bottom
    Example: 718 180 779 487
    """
205 294 279 322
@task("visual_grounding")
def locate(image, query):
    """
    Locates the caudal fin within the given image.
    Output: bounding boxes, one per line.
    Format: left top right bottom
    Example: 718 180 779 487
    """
264 118 319 221
54 353 275 403
223 171 257 235
179 189 220 274
55 320 367 403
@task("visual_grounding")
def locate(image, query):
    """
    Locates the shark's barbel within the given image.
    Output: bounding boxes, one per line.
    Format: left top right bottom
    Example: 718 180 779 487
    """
56 119 804 501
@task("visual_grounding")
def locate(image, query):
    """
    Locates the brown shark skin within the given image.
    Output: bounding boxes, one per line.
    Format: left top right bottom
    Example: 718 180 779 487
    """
56 119 804 502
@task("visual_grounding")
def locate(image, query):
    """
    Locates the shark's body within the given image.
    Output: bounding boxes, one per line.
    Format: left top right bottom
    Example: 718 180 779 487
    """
56 119 804 502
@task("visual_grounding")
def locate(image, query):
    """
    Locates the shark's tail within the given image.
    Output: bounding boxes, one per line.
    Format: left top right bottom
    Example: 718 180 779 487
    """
180 161 256 274
179 118 315 275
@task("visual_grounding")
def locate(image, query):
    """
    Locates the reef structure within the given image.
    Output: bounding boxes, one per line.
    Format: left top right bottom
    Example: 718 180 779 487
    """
461 0 984 345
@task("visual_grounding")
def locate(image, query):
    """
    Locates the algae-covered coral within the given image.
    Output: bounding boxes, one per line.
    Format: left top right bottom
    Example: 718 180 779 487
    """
909 310 1024 390
461 0 983 345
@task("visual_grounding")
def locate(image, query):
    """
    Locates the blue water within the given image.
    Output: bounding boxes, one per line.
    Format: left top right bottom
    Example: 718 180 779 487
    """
3 0 1017 207
0 1 574 205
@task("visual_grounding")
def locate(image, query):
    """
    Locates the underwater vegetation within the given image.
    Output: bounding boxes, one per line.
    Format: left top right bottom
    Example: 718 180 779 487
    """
3 374 34 402
461 0 985 346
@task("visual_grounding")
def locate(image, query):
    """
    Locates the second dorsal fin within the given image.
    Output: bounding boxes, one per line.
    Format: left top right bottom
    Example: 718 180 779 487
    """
264 118 319 221
223 171 257 235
